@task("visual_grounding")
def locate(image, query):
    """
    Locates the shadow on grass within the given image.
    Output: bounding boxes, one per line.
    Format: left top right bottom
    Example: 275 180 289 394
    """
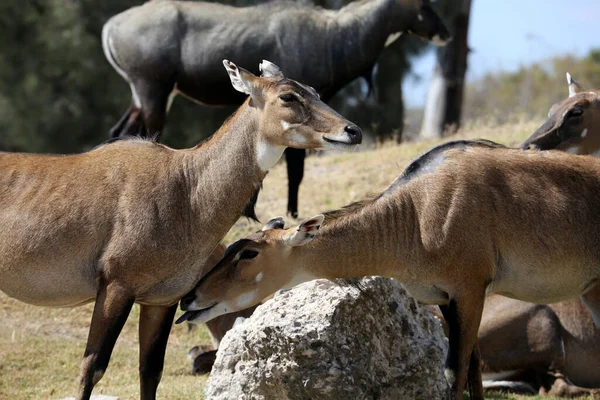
464 391 514 400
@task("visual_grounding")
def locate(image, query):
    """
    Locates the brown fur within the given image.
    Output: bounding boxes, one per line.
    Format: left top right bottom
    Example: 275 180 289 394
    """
183 141 600 400
478 75 600 398
0 62 360 400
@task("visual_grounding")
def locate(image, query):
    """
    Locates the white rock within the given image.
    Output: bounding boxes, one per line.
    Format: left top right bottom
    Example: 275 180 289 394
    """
205 277 449 399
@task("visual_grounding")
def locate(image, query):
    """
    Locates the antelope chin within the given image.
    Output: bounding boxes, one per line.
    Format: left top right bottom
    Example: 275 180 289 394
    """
322 136 361 149
175 303 217 324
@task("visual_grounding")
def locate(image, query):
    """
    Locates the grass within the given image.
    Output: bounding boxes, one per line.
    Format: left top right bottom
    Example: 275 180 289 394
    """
1 117 595 399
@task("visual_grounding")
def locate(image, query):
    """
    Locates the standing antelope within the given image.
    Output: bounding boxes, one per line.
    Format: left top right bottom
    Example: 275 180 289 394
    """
477 73 600 397
102 0 450 218
179 139 600 400
0 60 361 400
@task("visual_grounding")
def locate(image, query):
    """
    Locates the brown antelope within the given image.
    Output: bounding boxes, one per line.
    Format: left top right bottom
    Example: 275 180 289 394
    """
522 73 600 154
477 73 600 398
479 295 600 398
0 60 361 400
102 0 450 218
179 139 600 399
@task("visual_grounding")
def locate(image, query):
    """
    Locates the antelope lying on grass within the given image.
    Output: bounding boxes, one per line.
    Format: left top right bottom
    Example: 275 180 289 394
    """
479 295 600 398
102 0 450 218
179 139 600 400
0 60 361 400
477 73 600 398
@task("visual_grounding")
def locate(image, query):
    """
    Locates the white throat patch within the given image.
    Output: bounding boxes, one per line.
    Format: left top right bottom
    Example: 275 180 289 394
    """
385 32 403 47
256 140 286 172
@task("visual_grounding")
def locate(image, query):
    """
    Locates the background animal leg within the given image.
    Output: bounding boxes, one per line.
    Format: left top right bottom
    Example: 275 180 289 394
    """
285 148 305 218
135 81 173 140
109 104 135 138
440 293 485 400
76 281 134 400
139 304 178 400
581 284 600 327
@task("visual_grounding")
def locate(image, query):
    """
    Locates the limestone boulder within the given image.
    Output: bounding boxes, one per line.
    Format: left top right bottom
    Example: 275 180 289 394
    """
205 277 448 400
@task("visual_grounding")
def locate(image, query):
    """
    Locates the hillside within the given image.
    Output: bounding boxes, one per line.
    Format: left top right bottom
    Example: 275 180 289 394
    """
3 118 595 400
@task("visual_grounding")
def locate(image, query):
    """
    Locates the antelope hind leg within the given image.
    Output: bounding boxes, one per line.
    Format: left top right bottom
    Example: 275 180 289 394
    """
139 304 177 400
581 283 600 328
440 291 486 400
77 281 134 400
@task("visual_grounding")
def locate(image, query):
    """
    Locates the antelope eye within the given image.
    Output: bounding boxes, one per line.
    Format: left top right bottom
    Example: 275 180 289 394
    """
279 93 297 103
239 250 259 260
568 108 583 118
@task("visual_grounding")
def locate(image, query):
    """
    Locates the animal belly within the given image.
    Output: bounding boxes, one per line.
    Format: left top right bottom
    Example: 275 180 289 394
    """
0 262 97 307
488 260 597 304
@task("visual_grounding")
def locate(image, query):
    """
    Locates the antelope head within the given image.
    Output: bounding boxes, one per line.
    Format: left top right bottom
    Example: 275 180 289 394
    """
223 60 362 170
398 0 451 46
177 215 324 324
521 73 600 155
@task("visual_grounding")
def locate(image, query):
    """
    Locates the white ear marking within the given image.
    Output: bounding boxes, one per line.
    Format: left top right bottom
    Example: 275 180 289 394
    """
566 72 584 97
581 128 588 138
259 60 283 78
286 214 324 247
223 59 251 95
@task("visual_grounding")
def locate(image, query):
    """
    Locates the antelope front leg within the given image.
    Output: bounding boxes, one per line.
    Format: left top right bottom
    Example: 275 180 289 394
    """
139 304 178 400
440 292 486 400
77 281 135 400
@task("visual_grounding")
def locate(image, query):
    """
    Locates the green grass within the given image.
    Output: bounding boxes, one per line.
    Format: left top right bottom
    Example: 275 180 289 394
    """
3 117 593 399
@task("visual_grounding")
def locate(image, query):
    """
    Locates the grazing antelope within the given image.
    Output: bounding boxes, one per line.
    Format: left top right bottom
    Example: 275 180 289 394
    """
522 73 600 154
179 139 600 399
0 60 361 400
102 0 450 218
477 73 600 398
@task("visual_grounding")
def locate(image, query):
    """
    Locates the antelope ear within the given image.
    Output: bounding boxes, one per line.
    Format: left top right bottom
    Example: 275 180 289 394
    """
567 72 584 97
223 60 261 97
262 216 285 231
284 215 324 247
259 60 284 79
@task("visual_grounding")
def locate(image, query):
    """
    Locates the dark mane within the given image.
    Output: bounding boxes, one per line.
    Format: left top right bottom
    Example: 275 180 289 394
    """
383 139 505 196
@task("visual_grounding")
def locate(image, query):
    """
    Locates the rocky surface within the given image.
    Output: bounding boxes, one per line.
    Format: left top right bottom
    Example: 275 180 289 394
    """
205 277 448 400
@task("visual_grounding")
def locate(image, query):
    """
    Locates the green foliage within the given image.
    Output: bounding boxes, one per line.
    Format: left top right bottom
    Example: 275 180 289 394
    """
0 0 443 153
464 50 600 122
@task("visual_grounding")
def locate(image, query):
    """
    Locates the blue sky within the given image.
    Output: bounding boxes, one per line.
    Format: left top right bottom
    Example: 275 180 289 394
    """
405 0 600 107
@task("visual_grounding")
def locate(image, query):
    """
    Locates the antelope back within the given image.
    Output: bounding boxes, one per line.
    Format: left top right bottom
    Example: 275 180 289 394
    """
522 73 600 155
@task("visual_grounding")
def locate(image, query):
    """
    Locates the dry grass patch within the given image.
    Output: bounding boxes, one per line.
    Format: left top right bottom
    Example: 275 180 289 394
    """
4 117 593 400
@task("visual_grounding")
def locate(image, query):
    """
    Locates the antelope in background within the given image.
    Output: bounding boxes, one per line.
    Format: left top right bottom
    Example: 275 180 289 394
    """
179 139 600 400
0 60 361 400
102 0 450 218
477 74 600 398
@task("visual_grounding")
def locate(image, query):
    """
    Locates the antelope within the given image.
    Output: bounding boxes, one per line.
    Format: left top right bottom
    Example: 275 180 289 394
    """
179 139 600 399
0 60 361 400
479 295 600 398
522 73 600 154
477 73 600 398
102 0 450 218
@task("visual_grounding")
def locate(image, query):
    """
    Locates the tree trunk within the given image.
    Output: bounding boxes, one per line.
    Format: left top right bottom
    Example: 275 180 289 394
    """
420 0 472 139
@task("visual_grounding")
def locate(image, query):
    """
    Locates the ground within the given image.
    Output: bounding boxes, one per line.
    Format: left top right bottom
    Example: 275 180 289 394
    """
0 118 596 399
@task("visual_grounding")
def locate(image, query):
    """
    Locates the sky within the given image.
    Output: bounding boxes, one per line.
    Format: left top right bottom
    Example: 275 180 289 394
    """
404 0 600 107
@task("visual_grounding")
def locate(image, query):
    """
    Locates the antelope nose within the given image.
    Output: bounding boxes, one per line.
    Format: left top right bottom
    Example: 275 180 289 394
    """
180 293 195 310
344 125 363 145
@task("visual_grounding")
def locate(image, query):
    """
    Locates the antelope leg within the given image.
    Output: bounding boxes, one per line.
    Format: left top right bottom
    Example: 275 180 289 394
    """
76 281 134 400
440 292 486 400
139 304 177 400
